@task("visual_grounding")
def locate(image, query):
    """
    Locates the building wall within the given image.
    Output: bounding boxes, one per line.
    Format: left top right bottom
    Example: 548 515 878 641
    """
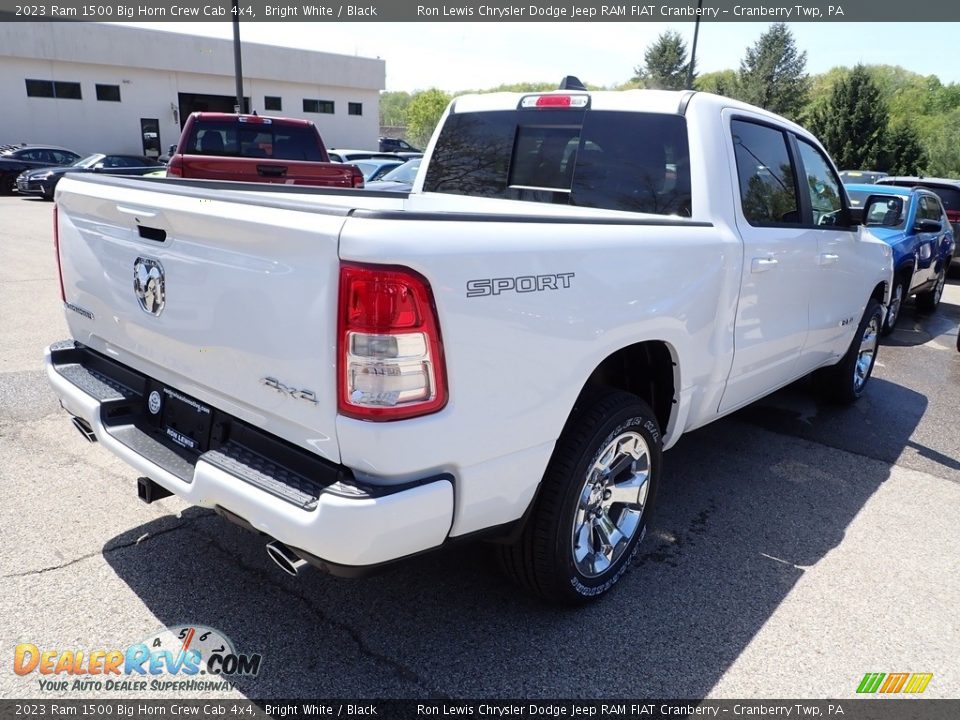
0 24 384 155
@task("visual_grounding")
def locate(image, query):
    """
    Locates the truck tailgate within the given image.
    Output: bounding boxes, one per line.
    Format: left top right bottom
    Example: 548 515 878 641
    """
55 175 348 463
179 154 360 187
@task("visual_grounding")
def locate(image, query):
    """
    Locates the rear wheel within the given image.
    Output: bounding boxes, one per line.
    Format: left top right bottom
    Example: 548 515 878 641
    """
916 265 946 312
0 174 14 195
816 299 883 404
498 388 661 604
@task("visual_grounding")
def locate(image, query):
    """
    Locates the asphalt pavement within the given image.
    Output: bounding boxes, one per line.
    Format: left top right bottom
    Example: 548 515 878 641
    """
1 194 958 700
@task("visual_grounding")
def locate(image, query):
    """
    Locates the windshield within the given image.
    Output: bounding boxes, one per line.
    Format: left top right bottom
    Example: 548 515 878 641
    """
72 154 105 168
379 159 421 183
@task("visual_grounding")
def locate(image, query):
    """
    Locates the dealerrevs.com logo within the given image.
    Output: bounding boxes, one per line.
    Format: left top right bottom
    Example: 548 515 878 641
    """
14 625 263 693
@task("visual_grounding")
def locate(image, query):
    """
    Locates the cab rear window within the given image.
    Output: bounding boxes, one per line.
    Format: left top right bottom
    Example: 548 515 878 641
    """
184 120 326 162
422 108 691 216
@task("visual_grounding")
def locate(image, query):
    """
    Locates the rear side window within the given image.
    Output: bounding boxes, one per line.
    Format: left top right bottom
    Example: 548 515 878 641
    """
423 109 692 216
731 119 800 226
184 121 325 161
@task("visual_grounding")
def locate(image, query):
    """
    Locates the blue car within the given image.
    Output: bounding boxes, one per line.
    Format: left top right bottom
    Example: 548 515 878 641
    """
847 183 955 334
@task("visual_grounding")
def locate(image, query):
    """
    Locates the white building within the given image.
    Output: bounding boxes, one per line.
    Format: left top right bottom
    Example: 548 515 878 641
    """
0 23 385 157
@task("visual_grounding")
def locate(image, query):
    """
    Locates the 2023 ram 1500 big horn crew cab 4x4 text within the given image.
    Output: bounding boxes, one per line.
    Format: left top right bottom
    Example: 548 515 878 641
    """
46 86 892 604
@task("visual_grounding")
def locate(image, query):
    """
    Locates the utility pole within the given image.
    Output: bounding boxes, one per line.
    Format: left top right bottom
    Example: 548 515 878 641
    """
232 0 245 113
686 0 703 90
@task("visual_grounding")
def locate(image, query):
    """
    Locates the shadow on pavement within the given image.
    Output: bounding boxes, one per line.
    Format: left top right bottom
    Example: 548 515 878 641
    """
103 378 926 699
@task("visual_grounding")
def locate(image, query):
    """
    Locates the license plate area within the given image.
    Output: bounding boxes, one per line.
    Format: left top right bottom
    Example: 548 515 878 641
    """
154 385 213 452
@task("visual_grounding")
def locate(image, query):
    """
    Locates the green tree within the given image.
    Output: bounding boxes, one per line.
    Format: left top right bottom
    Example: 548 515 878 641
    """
881 123 927 175
695 70 737 97
735 23 810 118
921 109 960 177
406 89 452 148
810 65 888 170
632 30 694 90
379 91 412 128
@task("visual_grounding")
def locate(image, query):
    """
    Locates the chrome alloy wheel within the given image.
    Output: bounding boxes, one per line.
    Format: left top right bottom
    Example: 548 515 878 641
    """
571 431 651 578
854 313 880 392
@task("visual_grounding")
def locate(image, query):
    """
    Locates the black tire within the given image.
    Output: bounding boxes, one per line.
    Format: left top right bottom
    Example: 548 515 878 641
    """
498 387 661 605
815 299 884 404
881 275 905 335
916 264 946 312
0 174 14 195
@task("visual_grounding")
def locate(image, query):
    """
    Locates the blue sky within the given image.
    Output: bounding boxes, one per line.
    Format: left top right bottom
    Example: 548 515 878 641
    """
117 22 960 91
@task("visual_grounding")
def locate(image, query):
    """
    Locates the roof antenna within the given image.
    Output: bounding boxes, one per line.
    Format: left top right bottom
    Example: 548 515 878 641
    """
559 76 587 91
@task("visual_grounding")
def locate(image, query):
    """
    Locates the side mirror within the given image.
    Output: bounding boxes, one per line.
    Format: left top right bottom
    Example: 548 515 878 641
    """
861 195 904 227
914 218 942 233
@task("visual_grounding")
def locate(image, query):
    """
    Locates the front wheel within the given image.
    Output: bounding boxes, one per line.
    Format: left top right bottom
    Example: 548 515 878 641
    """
498 388 661 604
881 276 904 335
815 299 883 404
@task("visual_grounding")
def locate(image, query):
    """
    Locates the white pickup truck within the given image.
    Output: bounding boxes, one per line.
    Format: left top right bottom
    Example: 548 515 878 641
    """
46 85 892 604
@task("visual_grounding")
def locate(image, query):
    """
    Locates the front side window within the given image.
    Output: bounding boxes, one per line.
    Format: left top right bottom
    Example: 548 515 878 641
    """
731 119 800 226
917 195 946 226
423 108 691 216
795 139 844 226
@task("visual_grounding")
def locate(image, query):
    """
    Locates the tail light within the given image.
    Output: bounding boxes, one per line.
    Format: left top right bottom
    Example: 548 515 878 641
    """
350 166 364 188
53 204 65 302
520 94 589 109
338 263 447 420
166 155 183 177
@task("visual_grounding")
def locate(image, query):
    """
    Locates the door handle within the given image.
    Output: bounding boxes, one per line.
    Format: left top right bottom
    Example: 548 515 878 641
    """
818 253 840 266
751 256 779 273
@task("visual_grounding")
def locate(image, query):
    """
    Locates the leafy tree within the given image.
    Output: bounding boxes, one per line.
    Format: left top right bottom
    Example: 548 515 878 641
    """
406 89 452 148
379 91 412 128
696 70 737 97
810 65 888 170
921 109 960 177
735 23 810 118
632 31 694 90
881 123 927 176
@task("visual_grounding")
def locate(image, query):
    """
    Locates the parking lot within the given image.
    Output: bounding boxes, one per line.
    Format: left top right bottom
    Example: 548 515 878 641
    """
1 193 958 700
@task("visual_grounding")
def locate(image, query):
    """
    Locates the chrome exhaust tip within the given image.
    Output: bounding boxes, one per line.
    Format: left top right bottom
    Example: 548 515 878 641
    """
71 416 96 443
266 540 308 577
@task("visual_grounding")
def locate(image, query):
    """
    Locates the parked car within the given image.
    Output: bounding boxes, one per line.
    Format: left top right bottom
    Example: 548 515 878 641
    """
379 137 422 154
875 177 960 256
839 170 888 185
16 154 162 200
327 148 406 164
0 144 81 194
167 112 363 188
364 158 421 192
848 183 954 332
352 157 405 183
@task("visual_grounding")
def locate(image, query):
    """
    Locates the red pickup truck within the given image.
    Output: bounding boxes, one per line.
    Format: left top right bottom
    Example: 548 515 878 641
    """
167 112 364 188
